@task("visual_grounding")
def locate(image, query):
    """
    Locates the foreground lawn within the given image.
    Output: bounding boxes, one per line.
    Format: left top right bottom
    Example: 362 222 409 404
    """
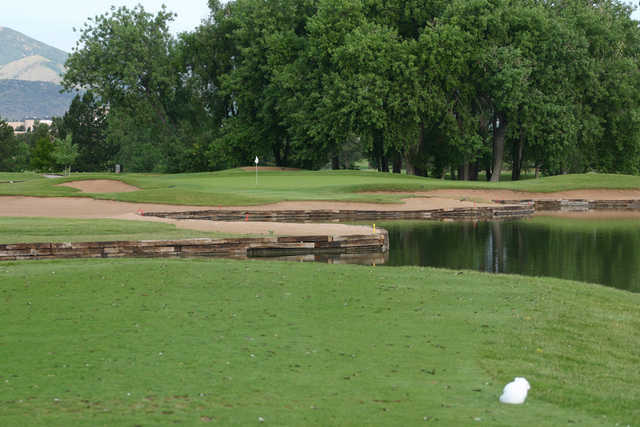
1 258 638 426
2 170 640 206
0 217 239 244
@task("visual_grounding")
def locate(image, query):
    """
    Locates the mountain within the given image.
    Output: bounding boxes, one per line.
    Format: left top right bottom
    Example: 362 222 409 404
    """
0 27 73 120
0 79 76 120
0 26 67 84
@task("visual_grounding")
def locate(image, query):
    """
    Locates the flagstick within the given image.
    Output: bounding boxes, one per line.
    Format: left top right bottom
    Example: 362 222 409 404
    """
254 156 259 185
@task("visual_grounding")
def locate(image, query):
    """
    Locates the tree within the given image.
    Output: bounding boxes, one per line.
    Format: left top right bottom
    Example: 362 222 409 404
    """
0 119 19 171
62 5 181 172
52 135 80 175
59 92 113 171
30 136 55 172
60 0 640 177
331 21 419 172
286 0 368 170
210 0 317 168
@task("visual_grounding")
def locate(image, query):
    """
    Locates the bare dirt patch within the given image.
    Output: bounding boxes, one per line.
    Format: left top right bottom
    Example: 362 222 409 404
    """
0 197 377 236
58 180 140 193
3 188 640 236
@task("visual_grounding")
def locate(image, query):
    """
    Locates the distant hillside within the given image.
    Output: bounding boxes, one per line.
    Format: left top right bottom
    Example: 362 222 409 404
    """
0 79 76 120
0 26 67 84
0 27 72 119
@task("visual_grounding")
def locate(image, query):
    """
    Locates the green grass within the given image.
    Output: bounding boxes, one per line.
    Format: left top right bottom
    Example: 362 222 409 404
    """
2 170 640 207
0 217 241 244
530 214 640 231
0 171 41 183
0 259 638 426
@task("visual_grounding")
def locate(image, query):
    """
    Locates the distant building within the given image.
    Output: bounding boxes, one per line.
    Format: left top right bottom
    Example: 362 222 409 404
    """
7 119 53 134
7 121 25 134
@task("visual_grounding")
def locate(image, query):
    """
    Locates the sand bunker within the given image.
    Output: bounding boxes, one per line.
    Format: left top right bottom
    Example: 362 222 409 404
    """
59 180 140 193
0 194 491 236
3 188 640 236
0 197 378 236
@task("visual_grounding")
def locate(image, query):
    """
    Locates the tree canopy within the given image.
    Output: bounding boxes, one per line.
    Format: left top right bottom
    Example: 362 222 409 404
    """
53 0 640 179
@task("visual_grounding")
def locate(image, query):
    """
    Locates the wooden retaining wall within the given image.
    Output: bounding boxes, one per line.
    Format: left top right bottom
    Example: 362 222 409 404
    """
142 204 534 223
0 232 389 262
494 199 640 212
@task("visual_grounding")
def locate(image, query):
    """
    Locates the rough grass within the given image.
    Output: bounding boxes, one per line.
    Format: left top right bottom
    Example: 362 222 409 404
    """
1 258 638 426
0 217 240 244
2 170 640 206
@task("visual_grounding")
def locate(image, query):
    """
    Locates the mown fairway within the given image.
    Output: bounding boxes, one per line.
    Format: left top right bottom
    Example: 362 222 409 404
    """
3 170 640 206
2 258 639 426
0 217 243 244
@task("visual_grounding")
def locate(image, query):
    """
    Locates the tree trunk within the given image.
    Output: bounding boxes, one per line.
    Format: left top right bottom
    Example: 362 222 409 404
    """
411 121 427 176
404 156 415 176
490 114 506 182
282 138 290 166
414 165 427 177
381 155 389 172
459 162 471 180
331 155 340 170
511 128 524 181
470 162 479 181
372 129 385 171
392 151 402 173
273 143 282 166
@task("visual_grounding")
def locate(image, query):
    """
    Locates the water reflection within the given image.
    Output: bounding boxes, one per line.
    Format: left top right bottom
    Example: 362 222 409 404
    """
253 251 387 265
381 217 640 292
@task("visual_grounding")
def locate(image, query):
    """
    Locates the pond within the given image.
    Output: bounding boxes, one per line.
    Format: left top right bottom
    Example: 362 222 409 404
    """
379 214 640 293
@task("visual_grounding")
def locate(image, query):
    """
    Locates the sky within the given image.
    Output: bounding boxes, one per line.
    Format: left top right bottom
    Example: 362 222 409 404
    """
3 0 640 53
3 0 213 52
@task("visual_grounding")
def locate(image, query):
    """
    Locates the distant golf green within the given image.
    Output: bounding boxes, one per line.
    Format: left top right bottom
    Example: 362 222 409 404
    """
2 170 640 206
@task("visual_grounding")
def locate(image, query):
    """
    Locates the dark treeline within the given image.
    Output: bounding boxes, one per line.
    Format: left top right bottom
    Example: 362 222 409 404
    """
6 0 639 178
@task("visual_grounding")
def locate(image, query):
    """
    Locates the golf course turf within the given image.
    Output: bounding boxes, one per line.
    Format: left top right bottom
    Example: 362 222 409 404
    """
1 258 639 426
1 170 640 425
4 170 640 206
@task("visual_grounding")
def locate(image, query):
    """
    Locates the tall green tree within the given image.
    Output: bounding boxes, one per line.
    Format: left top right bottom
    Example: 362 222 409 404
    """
52 135 80 175
62 5 181 172
59 92 113 171
172 3 237 171
0 120 18 171
209 0 317 167
59 0 640 177
0 120 30 172
29 137 55 172
284 0 368 169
